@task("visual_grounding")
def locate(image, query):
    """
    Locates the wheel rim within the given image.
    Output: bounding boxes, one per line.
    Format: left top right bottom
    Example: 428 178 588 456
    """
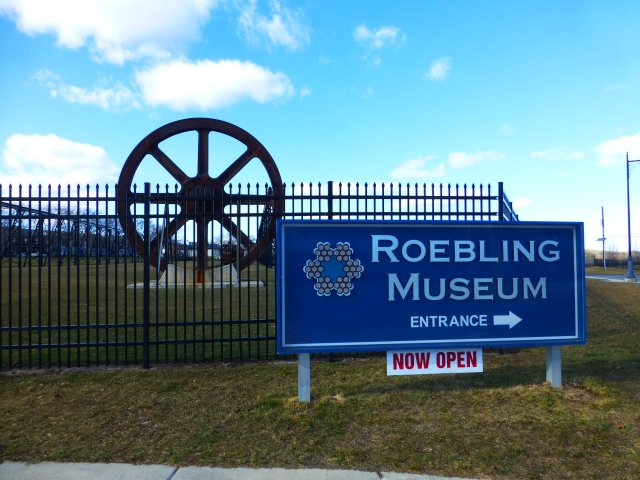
116 118 284 276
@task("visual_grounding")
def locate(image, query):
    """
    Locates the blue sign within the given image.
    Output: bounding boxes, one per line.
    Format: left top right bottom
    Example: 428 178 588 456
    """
277 221 586 354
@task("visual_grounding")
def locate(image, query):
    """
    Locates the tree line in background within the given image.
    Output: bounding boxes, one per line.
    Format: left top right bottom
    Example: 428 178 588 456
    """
585 249 640 267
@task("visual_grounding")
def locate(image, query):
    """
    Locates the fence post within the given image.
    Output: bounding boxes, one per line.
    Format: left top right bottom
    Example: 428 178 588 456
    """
327 181 334 219
498 181 504 221
326 181 335 363
143 182 151 369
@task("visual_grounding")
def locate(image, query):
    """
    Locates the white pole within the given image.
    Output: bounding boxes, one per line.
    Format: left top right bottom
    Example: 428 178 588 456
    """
601 206 606 271
298 353 311 402
546 346 562 388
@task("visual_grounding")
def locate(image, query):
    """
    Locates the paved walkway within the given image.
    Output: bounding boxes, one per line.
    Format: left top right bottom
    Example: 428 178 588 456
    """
0 462 477 480
586 273 638 283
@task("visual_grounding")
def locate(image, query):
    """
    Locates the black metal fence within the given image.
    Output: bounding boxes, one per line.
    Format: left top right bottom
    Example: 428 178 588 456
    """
0 181 517 370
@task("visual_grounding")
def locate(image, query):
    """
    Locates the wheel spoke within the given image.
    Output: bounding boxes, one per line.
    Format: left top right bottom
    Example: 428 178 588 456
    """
149 215 188 268
149 145 189 185
195 219 209 271
217 148 256 185
220 214 254 251
224 193 273 206
152 215 188 248
197 129 209 177
147 192 180 204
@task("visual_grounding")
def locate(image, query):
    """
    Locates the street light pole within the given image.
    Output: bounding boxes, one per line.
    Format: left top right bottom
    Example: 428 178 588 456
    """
601 206 606 271
625 152 640 282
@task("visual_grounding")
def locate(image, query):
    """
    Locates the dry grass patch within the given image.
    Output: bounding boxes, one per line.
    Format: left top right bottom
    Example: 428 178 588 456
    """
0 280 639 479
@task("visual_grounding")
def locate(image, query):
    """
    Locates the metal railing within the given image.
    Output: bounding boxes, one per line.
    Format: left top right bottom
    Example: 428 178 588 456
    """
0 181 517 370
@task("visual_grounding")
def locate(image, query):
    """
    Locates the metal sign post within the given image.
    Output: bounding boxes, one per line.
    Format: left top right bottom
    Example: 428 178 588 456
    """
298 354 311 402
546 345 562 387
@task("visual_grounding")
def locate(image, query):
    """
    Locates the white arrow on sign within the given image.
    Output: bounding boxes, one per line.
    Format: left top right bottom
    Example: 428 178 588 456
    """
493 311 523 329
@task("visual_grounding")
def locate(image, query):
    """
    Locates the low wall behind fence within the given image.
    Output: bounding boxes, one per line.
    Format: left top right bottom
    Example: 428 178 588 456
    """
0 181 517 370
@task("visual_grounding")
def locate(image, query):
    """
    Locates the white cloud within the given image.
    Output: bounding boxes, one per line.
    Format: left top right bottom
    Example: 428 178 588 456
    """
512 198 534 209
32 60 295 112
0 0 216 64
603 83 624 92
361 86 375 99
299 85 311 98
530 147 584 160
53 83 140 111
391 156 446 179
237 0 310 51
33 69 140 111
596 133 640 166
425 57 452 81
353 24 406 65
448 150 505 169
354 24 406 49
1 133 118 187
499 123 514 135
135 58 294 111
369 56 382 68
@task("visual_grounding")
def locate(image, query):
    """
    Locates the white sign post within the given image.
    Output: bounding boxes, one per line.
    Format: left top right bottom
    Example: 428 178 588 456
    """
298 353 311 402
546 345 562 388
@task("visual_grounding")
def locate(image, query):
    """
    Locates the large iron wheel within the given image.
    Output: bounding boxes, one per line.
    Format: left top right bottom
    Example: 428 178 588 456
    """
117 118 284 278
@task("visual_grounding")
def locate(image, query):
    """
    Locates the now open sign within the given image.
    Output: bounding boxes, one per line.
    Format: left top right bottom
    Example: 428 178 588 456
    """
387 349 484 375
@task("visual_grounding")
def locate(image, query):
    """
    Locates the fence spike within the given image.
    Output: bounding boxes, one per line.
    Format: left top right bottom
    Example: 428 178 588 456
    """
0 181 516 368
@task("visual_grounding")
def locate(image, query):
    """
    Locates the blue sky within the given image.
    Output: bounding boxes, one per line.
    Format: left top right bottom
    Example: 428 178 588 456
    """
1 0 640 251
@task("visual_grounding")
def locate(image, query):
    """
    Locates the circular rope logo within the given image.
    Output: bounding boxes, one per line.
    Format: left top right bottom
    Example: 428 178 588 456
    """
303 242 364 296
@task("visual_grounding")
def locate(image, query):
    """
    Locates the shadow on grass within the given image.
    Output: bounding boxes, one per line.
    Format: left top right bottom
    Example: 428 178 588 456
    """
348 353 639 397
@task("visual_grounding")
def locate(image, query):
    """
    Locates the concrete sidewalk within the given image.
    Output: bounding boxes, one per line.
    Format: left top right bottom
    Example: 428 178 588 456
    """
586 273 638 283
0 462 477 480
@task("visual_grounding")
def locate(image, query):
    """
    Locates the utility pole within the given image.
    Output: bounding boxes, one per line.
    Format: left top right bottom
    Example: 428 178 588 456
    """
625 152 640 282
600 206 606 271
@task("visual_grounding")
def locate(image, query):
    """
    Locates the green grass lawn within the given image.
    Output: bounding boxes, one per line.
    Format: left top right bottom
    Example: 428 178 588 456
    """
0 279 639 479
0 259 277 368
585 265 628 275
